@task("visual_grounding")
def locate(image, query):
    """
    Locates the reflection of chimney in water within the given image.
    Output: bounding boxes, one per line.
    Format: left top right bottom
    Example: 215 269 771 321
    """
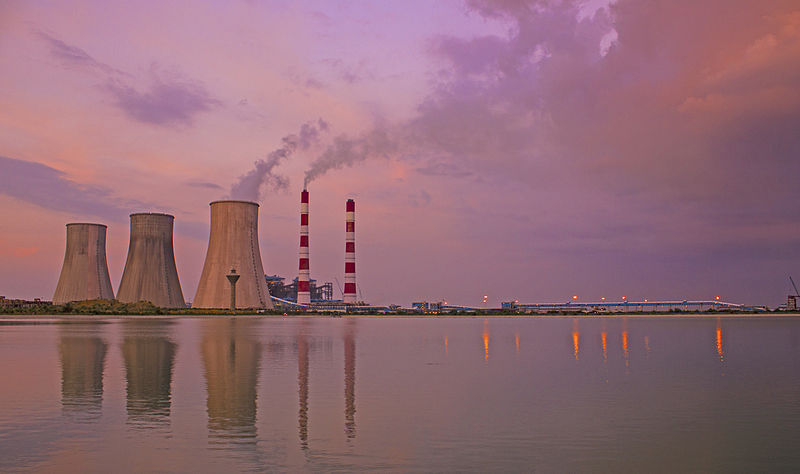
59 324 107 420
344 324 356 440
297 331 310 450
201 319 261 443
122 320 176 427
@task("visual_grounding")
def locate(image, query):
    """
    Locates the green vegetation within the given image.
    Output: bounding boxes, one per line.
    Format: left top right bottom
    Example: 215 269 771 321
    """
0 299 283 316
0 299 787 316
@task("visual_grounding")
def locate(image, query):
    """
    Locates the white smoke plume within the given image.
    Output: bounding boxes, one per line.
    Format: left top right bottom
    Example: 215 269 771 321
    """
230 118 329 201
303 126 400 187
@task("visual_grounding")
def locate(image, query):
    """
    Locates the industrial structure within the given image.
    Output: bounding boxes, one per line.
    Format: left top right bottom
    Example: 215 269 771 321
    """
53 223 115 304
192 201 273 309
297 190 311 305
343 199 357 304
787 277 799 311
265 275 334 302
116 213 185 308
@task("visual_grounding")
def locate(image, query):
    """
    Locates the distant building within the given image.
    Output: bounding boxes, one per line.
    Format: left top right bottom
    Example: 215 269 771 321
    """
0 296 52 308
412 301 443 313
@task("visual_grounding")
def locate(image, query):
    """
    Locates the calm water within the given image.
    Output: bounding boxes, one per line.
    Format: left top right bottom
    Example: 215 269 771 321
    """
1 316 799 472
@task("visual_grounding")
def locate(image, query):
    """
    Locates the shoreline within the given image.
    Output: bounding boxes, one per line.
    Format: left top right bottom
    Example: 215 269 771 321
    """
1 312 799 321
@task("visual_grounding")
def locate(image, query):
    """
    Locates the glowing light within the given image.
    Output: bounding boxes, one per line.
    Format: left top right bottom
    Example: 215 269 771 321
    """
716 296 720 301
572 295 578 300
622 296 627 300
716 319 724 362
601 297 606 301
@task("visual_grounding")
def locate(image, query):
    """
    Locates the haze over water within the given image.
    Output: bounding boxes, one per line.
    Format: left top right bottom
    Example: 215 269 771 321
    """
1 316 799 472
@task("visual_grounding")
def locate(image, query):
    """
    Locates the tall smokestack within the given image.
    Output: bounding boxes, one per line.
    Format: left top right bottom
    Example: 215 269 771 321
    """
53 223 115 304
343 199 356 304
297 190 310 305
192 201 274 309
117 213 185 308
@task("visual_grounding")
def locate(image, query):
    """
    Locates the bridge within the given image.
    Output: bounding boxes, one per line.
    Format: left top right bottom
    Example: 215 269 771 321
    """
501 299 766 312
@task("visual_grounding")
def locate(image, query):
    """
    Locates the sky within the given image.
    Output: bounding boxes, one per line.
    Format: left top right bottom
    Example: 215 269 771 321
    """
1 0 799 307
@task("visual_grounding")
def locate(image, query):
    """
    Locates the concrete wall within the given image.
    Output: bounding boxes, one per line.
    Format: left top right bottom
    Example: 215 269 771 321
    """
192 201 274 309
117 213 185 308
53 223 115 304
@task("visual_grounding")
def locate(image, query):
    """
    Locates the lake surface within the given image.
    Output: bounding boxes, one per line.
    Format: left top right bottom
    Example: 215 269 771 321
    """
1 315 799 472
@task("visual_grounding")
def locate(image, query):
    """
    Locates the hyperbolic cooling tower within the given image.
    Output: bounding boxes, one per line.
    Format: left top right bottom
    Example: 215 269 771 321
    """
343 199 357 303
53 223 115 304
193 201 274 309
117 213 185 308
297 190 311 305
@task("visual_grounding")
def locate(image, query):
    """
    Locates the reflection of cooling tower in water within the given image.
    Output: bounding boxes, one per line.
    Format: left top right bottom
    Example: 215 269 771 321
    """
53 223 114 304
59 324 108 419
117 213 185 308
193 201 273 309
201 319 262 441
121 320 176 426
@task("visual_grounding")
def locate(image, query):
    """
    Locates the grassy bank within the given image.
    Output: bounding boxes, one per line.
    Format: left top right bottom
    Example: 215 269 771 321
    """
0 299 793 317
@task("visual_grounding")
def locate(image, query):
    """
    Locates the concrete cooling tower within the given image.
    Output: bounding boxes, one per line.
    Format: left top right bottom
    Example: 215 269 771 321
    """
116 213 185 308
193 201 273 309
53 223 115 304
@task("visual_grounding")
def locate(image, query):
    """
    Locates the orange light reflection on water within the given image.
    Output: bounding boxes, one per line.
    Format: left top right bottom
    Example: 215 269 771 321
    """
716 318 724 363
482 320 489 361
515 332 520 355
622 330 629 368
572 319 580 361
601 332 607 363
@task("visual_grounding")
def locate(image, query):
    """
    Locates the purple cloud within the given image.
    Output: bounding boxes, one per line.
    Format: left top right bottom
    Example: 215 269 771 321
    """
103 76 220 126
36 30 121 75
185 180 223 190
0 155 143 221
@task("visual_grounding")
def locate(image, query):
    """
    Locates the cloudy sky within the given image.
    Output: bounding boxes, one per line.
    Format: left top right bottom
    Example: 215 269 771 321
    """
1 0 798 306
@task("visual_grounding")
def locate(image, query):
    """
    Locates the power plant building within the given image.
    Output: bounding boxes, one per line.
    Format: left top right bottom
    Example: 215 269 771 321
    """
53 223 115 304
193 201 274 309
117 213 185 308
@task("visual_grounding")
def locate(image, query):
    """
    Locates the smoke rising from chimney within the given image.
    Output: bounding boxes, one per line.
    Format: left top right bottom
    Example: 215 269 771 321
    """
303 127 399 188
230 118 329 201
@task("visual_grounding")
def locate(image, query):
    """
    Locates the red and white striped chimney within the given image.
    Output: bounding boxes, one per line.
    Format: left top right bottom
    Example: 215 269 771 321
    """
343 199 356 303
297 189 311 305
